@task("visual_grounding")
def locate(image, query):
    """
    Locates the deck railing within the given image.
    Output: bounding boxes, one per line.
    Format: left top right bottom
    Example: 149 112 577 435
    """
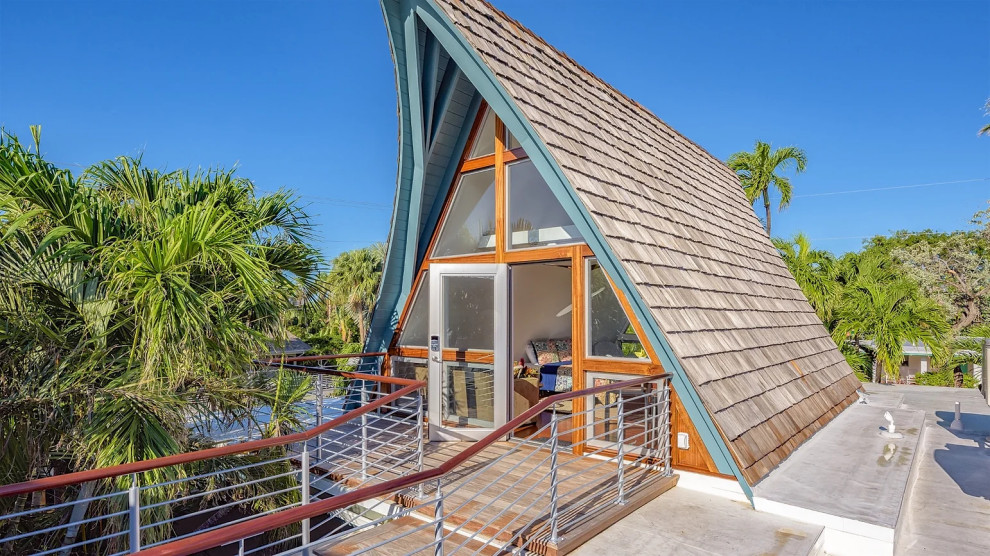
135 373 672 556
0 354 425 556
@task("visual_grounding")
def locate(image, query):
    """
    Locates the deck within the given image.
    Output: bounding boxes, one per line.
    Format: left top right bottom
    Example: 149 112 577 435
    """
316 441 676 555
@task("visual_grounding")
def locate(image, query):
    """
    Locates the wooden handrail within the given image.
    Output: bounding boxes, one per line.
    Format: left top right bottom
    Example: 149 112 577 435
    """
135 372 671 556
0 368 424 498
260 352 388 364
267 361 417 386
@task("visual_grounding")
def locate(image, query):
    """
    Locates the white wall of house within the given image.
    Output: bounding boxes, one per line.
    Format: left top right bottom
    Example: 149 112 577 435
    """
900 355 929 380
510 263 572 365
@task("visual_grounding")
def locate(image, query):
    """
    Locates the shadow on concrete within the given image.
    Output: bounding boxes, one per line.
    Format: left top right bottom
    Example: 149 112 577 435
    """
933 443 990 501
934 411 990 438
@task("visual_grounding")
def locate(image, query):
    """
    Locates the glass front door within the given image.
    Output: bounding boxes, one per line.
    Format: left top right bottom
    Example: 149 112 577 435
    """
428 264 509 441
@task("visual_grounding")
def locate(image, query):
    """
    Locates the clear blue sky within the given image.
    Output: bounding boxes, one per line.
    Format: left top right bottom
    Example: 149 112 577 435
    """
2 0 988 260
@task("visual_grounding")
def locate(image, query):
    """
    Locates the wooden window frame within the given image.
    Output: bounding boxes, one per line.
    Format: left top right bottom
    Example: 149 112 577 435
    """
387 103 674 456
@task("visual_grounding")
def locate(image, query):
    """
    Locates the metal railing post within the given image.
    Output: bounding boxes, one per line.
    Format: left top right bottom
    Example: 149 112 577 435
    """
616 393 626 505
361 387 369 480
316 373 324 464
315 373 324 426
548 405 561 545
128 474 140 553
416 391 425 498
433 478 444 556
301 446 311 555
238 539 245 556
663 380 672 475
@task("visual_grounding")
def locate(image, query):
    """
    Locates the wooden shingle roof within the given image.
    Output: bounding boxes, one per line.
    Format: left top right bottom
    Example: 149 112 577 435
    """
434 0 861 483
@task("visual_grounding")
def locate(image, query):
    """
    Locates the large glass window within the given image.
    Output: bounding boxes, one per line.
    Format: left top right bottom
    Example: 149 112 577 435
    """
505 127 521 150
440 274 496 428
432 168 496 258
397 272 429 346
587 259 648 360
507 159 582 250
442 275 495 351
468 108 496 158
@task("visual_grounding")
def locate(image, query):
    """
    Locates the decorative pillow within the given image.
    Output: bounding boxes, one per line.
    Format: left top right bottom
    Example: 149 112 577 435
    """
531 340 559 365
556 365 573 391
555 339 572 361
525 343 539 367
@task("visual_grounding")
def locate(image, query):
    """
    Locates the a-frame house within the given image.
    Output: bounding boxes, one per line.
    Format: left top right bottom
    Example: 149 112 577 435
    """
368 0 861 495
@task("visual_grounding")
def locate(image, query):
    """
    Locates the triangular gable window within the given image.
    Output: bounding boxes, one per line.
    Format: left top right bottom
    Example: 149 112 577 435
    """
398 271 429 346
432 167 496 257
468 108 496 158
587 259 649 360
505 127 521 150
507 159 581 249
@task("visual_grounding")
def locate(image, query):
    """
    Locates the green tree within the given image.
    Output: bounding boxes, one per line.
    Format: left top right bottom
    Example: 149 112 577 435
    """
831 255 950 383
728 141 807 236
773 233 838 322
324 244 385 346
892 231 989 332
0 128 320 542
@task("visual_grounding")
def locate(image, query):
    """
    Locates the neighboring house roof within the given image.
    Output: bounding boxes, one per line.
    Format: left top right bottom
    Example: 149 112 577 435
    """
859 340 933 357
269 333 311 357
429 0 861 483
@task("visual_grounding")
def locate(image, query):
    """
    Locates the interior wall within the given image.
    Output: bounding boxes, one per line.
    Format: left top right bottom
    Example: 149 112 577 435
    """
510 262 572 365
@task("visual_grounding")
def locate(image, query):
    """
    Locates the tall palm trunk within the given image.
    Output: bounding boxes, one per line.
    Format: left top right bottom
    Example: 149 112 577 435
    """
763 191 772 235
357 314 367 346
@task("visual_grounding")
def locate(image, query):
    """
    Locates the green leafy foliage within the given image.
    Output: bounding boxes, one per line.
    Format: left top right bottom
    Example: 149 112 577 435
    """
915 369 977 388
0 128 321 546
728 141 807 236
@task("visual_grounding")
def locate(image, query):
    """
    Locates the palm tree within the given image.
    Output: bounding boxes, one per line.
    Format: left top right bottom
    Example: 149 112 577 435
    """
325 244 385 346
0 128 320 547
773 233 838 322
831 256 949 383
728 141 807 236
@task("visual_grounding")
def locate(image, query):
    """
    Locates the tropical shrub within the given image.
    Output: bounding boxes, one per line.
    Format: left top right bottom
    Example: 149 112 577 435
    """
915 369 977 388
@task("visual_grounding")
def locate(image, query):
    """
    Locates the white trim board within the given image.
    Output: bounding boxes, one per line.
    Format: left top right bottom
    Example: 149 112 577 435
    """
673 470 749 503
753 496 894 556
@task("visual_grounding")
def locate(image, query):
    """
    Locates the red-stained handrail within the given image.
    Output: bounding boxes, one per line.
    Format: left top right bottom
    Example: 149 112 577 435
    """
135 372 671 556
0 360 423 499
259 353 388 364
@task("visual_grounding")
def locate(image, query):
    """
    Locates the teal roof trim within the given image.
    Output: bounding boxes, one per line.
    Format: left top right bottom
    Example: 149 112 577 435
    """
377 0 752 498
367 0 421 353
418 92 481 264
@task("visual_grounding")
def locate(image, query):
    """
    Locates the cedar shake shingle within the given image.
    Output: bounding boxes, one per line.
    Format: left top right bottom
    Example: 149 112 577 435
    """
433 0 859 484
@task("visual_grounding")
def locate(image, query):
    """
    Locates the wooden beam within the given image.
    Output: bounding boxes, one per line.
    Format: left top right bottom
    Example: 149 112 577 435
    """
570 245 586 454
502 244 586 264
459 154 495 172
582 360 663 374
421 31 440 145
494 116 506 262
425 253 497 265
428 60 461 151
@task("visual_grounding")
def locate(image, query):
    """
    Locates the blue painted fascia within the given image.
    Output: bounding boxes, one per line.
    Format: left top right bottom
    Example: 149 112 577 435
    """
367 0 422 353
411 0 753 498
427 60 462 152
418 92 481 264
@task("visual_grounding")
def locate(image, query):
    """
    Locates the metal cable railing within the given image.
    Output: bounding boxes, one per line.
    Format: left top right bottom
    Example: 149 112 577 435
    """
135 373 672 556
0 354 426 556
